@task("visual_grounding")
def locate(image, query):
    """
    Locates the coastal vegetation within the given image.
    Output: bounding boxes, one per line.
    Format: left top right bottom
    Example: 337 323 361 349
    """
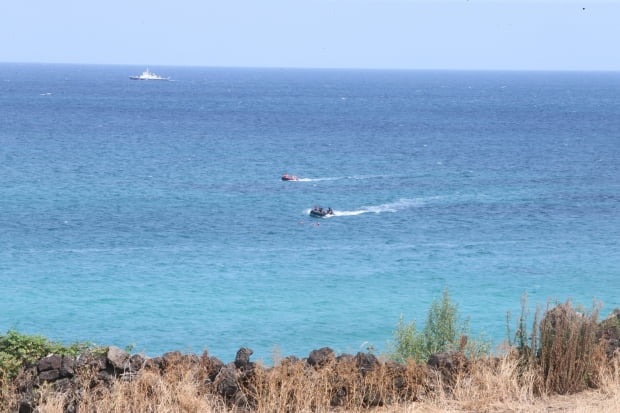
1 295 619 412
0 330 94 381
387 288 490 363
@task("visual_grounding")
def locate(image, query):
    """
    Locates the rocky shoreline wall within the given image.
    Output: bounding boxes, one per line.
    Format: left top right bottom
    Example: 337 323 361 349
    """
10 309 620 413
13 345 465 413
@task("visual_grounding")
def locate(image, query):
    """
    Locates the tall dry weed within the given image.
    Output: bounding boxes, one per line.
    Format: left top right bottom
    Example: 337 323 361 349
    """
538 301 603 394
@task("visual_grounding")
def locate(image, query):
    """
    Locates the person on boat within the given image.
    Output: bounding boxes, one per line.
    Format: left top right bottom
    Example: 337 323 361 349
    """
327 208 333 215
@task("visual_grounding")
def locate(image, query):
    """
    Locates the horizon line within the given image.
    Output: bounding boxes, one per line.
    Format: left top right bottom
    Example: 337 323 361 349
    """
1 61 619 73
0 61 620 73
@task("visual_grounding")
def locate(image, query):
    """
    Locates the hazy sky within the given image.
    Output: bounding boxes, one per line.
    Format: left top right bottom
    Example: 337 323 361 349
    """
1 0 618 70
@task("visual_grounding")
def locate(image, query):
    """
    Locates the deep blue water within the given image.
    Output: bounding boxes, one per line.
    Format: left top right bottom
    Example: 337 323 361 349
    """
1 63 619 362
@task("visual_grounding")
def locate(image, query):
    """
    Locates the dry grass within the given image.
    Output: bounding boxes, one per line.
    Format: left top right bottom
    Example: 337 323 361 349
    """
4 301 618 412
28 351 619 413
246 358 429 412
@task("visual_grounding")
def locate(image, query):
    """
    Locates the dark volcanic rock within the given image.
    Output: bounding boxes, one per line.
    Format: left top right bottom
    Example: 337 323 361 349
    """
18 399 34 413
107 346 130 371
38 369 61 382
427 352 453 370
205 356 225 382
214 366 249 408
38 355 62 373
76 351 107 371
307 347 335 367
336 353 354 364
596 308 620 359
355 352 380 375
427 351 468 385
234 347 254 370
385 361 408 390
129 353 145 371
214 365 240 399
183 353 201 367
60 355 76 377
143 356 163 371
53 377 72 392
162 351 183 368
598 319 620 359
280 355 300 365
97 369 114 385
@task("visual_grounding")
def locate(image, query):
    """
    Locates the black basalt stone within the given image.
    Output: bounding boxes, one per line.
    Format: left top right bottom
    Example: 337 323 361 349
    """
107 346 130 371
162 351 183 368
206 356 225 382
336 353 354 364
18 399 34 413
307 347 335 367
427 352 454 371
143 356 163 371
129 353 145 371
355 352 380 375
215 366 239 397
234 347 254 370
60 355 76 377
38 369 61 382
38 354 62 373
280 355 300 365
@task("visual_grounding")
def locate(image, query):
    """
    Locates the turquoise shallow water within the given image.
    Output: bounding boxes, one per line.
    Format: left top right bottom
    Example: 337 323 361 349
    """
1 64 619 361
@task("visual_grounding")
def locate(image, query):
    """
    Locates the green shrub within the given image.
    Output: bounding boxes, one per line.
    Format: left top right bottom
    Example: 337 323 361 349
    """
506 293 541 365
388 316 424 364
388 288 490 363
0 329 92 380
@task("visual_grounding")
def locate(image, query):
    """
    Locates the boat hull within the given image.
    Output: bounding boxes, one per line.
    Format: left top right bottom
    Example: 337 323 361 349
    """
129 77 169 80
129 69 170 81
309 210 333 218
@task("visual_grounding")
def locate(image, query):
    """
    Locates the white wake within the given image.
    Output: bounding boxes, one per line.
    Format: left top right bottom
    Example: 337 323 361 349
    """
305 198 423 217
297 175 386 182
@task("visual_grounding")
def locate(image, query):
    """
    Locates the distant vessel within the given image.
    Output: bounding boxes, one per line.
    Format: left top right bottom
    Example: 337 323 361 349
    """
309 206 334 217
129 68 170 81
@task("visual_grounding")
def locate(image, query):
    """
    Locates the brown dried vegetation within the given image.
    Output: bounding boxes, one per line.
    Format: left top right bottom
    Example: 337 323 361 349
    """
1 302 619 412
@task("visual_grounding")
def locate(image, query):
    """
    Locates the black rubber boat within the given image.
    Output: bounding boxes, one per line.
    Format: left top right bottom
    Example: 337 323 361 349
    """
309 207 334 217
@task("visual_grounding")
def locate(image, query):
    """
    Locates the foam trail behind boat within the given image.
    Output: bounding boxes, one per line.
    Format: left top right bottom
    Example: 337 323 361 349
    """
327 198 424 217
298 177 341 182
298 175 387 182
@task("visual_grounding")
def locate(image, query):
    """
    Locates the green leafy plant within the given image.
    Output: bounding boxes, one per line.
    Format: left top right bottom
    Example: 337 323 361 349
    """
506 292 541 364
388 288 490 363
388 316 424 363
0 329 92 380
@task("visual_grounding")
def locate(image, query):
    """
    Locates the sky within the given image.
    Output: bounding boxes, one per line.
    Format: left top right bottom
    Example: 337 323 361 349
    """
1 0 618 71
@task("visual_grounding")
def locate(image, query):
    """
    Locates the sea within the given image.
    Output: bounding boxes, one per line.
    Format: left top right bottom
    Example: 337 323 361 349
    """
1 63 619 362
